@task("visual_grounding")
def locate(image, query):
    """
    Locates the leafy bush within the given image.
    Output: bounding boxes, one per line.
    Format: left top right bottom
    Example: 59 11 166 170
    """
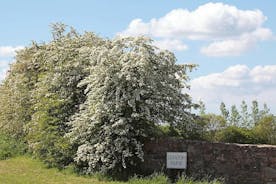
252 115 276 145
0 132 27 160
200 114 226 142
155 125 180 137
215 126 257 144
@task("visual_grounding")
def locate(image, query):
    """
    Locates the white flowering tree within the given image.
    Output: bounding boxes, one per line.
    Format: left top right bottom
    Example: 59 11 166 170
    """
25 26 105 168
0 24 106 168
68 37 197 177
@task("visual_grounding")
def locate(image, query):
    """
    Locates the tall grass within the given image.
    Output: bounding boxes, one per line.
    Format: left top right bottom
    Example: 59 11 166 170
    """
128 173 169 184
175 175 223 184
128 173 224 184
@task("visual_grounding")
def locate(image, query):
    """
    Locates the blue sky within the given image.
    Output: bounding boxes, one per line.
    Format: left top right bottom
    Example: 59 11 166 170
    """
1 0 276 113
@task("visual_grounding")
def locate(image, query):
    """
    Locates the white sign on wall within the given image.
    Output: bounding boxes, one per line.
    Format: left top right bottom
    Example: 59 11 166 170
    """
166 152 187 169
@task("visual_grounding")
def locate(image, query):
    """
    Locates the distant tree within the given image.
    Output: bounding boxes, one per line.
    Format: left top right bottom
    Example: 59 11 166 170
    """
240 100 250 128
251 100 260 126
230 105 241 126
200 114 226 142
220 102 229 122
219 100 272 129
198 100 206 115
260 103 270 117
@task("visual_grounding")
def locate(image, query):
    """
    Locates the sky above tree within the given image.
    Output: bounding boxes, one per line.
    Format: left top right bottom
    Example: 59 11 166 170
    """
0 0 275 113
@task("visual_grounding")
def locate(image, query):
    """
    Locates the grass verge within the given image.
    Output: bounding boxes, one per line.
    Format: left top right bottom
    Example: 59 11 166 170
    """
0 156 122 184
0 156 223 184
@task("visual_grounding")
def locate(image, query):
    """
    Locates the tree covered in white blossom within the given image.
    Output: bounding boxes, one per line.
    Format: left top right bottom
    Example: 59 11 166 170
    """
67 37 197 177
0 24 197 176
0 24 106 167
26 25 105 167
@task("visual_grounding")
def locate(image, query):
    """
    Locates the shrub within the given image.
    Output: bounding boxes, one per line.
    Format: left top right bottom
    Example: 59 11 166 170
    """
156 125 180 137
196 114 226 142
0 132 27 160
215 126 257 144
252 115 276 145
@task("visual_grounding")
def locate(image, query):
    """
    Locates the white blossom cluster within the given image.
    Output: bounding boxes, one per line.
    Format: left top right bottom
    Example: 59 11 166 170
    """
67 37 196 174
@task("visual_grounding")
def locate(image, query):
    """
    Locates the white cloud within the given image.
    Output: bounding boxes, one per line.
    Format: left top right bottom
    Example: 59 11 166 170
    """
0 46 24 57
120 3 267 40
153 39 188 51
120 2 273 56
0 60 11 81
201 28 273 57
0 72 6 82
200 39 253 57
190 65 276 113
0 61 9 68
120 19 150 37
250 65 276 84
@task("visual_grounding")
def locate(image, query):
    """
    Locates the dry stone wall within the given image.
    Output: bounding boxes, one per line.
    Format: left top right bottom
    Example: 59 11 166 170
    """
142 138 276 184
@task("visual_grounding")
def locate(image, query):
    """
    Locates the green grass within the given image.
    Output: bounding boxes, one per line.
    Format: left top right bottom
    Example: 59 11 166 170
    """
128 173 169 184
0 156 223 184
0 156 123 184
175 176 223 184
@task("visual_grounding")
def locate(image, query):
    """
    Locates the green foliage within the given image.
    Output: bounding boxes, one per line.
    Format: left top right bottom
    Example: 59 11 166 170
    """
198 100 206 116
229 105 240 126
202 101 275 145
252 115 276 145
182 120 205 140
240 100 250 128
156 125 180 137
198 111 276 145
215 126 257 144
251 100 260 125
219 102 229 122
0 24 105 168
0 57 34 138
27 27 103 145
218 100 271 129
0 132 27 160
199 114 226 142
